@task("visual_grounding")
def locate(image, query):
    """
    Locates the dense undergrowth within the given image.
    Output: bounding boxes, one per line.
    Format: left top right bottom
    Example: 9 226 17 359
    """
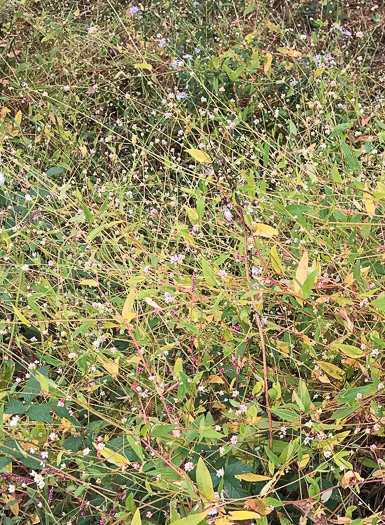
1 0 385 524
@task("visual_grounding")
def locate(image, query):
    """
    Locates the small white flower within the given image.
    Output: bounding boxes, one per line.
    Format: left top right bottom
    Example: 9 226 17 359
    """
83 448 90 456
216 468 224 477
0 172 5 185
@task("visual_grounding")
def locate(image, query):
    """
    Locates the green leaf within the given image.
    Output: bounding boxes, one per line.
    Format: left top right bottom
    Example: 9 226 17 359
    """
26 404 52 422
5 400 26 415
302 269 317 298
270 407 299 422
196 457 215 502
62 436 83 452
171 512 208 525
201 258 217 286
0 456 12 469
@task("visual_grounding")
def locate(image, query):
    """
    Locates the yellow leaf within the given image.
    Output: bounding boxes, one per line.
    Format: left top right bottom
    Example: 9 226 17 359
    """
196 457 215 503
294 250 308 295
266 21 282 33
122 289 136 322
135 63 152 71
215 519 234 525
264 52 272 75
229 511 261 520
206 375 225 384
185 148 212 163
12 304 30 326
74 8 80 16
99 357 119 378
316 361 345 380
276 47 301 57
270 246 284 274
276 341 290 355
80 145 88 157
79 279 98 286
235 473 271 482
94 444 128 467
15 110 22 126
3 494 19 516
132 509 142 525
298 453 310 469
32 514 40 524
253 223 278 237
132 134 137 145
60 417 72 432
314 68 325 79
364 188 375 217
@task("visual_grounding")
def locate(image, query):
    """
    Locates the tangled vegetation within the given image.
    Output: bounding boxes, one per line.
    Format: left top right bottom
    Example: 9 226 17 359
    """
1 0 385 523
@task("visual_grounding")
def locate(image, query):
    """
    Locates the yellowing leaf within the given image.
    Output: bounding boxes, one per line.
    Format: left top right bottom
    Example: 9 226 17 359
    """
171 512 209 525
266 21 282 33
235 473 271 482
264 52 272 75
3 494 19 516
122 289 136 322
364 188 375 217
99 356 119 378
196 457 215 503
332 343 364 359
135 63 152 71
229 511 261 520
32 514 40 524
294 250 308 295
93 444 128 467
12 304 30 326
298 453 310 469
206 375 225 384
316 361 345 380
276 47 301 57
270 246 284 274
314 68 325 79
15 110 22 126
74 8 80 16
132 509 142 525
132 134 137 145
79 279 98 286
253 223 278 237
80 145 88 157
185 148 212 163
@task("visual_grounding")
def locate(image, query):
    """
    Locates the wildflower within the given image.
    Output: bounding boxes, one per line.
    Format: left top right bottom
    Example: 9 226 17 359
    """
195 48 201 53
57 399 65 407
88 27 98 34
324 450 332 458
150 209 158 216
129 6 139 15
146 512 152 518
356 393 363 400
182 54 193 59
218 269 227 278
373 424 380 432
0 172 5 185
252 266 262 276
164 292 175 304
356 31 364 38
21 264 29 271
370 444 376 450
197 385 205 392
378 383 384 390
230 435 238 445
83 448 90 456
219 446 226 455
8 484 15 494
9 415 20 427
216 468 225 477
96 442 105 451
372 348 380 357
158 38 167 48
184 461 194 472
171 59 183 68
215 425 221 431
